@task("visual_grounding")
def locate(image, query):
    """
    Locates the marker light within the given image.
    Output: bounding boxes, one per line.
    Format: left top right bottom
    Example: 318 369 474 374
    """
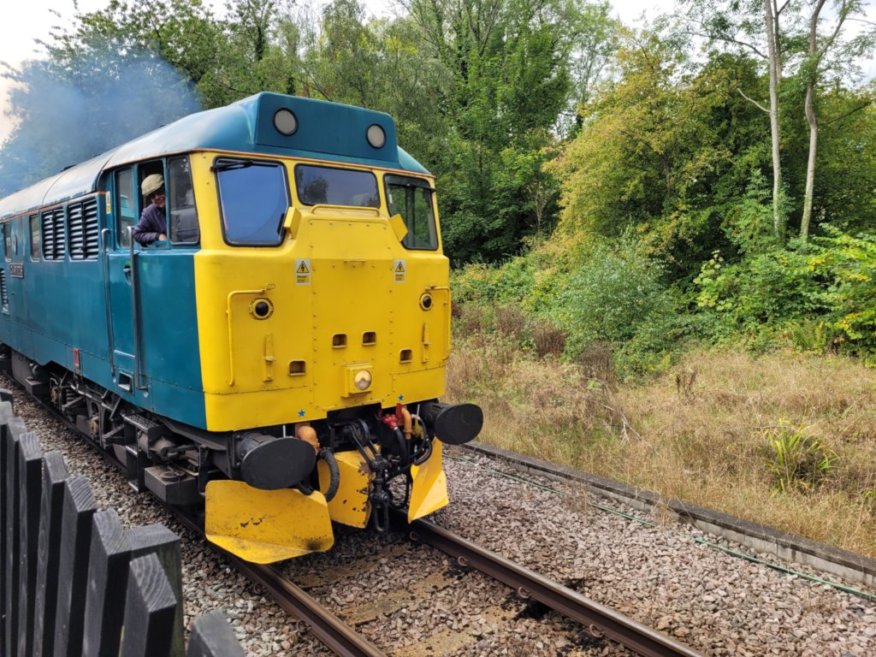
366 124 386 148
274 109 298 136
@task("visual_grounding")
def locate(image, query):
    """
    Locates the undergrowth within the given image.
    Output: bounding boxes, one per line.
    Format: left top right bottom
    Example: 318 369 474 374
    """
446 315 876 557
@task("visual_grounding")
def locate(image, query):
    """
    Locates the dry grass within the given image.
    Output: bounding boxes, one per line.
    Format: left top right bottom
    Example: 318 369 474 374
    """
446 341 876 557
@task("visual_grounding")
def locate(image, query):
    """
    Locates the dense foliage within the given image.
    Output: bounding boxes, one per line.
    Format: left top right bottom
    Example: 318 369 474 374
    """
1 0 873 372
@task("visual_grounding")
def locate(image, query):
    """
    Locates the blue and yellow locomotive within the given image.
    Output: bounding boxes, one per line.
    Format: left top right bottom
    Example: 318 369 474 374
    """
0 92 482 563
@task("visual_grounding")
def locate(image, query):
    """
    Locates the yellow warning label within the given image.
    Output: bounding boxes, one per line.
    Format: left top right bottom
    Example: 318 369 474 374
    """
296 259 311 285
394 259 406 283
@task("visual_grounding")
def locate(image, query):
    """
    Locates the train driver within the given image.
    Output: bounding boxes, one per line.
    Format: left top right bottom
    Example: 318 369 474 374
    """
133 174 168 245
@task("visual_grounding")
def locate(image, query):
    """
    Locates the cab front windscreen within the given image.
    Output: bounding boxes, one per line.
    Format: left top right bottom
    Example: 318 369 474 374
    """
215 158 289 246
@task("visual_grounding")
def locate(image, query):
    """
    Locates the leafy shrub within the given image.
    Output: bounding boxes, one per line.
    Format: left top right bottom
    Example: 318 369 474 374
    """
694 228 876 361
694 246 827 331
546 239 679 365
451 257 536 306
806 229 876 360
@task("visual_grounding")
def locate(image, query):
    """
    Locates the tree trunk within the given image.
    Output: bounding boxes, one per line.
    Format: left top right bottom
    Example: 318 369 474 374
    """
801 0 830 242
763 0 785 243
801 73 818 242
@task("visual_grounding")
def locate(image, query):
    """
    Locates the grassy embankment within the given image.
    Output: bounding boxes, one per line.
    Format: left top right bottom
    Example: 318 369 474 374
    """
445 308 876 558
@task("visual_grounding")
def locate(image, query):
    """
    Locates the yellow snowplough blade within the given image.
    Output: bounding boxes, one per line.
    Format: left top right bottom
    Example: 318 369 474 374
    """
318 450 373 528
205 481 334 563
408 439 449 522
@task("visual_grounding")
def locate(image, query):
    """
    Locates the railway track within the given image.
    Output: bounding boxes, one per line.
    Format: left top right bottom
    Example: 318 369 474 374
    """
166 499 704 657
177 507 704 657
13 381 705 657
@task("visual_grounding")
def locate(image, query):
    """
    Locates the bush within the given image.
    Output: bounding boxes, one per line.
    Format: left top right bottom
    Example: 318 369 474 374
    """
807 229 876 360
694 229 876 361
546 239 680 368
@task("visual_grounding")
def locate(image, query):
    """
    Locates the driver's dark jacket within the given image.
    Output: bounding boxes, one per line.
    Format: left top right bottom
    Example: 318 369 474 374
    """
132 204 167 245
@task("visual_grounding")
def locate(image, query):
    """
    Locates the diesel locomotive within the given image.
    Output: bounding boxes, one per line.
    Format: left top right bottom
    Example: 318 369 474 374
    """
0 92 482 563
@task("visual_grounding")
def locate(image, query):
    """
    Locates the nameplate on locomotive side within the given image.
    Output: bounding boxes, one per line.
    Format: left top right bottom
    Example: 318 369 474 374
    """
8 263 23 278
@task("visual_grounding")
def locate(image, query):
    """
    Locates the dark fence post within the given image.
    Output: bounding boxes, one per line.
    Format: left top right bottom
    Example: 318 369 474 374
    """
52 476 97 657
17 432 43 657
186 611 245 657
81 510 130 657
0 400 13 648
5 415 27 657
32 451 70 657
128 525 185 657
120 554 179 657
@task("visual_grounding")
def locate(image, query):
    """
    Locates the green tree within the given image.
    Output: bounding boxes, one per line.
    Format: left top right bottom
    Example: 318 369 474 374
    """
550 39 770 283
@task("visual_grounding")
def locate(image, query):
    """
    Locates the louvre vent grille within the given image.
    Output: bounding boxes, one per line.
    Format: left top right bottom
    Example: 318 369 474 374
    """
0 269 7 308
41 213 56 260
68 198 100 260
68 204 84 259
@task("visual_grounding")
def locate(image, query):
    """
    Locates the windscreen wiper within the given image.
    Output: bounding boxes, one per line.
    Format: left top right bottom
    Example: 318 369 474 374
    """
211 159 277 172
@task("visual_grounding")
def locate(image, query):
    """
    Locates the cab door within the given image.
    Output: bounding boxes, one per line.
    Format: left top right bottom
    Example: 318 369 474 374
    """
105 166 143 391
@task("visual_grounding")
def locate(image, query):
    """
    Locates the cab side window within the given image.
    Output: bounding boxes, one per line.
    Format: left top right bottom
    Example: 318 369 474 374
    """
29 215 40 260
168 156 199 244
116 168 137 247
385 175 439 251
2 224 8 261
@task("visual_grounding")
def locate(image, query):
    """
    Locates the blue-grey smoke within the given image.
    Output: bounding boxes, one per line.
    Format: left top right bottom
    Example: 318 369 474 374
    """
0 49 201 197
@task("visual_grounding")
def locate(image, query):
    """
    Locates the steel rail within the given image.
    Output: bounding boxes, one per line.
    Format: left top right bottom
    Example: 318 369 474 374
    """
409 517 705 657
168 510 390 657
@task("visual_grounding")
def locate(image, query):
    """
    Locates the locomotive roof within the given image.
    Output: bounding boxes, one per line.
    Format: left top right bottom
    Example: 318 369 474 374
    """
0 92 430 220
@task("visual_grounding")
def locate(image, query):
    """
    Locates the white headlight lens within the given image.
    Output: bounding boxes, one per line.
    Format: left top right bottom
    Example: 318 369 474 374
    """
366 124 386 148
274 108 298 136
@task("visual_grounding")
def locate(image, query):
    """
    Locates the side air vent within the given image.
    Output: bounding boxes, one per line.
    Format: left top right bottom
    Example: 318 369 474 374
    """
52 208 66 260
41 212 56 260
68 203 84 259
83 199 99 258
0 269 7 310
69 199 99 260
42 207 67 261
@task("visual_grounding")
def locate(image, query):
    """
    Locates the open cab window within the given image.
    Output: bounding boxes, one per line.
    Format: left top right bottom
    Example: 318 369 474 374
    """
385 175 438 251
168 156 199 244
215 158 289 246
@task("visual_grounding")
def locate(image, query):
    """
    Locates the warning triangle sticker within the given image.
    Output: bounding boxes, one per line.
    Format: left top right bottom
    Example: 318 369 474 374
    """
297 261 310 274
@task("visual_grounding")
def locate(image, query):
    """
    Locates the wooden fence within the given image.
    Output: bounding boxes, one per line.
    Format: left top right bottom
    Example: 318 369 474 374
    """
0 400 247 657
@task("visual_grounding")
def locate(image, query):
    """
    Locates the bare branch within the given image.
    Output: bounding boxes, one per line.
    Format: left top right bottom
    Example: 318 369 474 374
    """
738 87 770 113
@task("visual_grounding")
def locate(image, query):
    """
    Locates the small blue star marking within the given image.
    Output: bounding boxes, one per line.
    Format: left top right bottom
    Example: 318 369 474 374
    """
398 394 404 401
298 409 306 418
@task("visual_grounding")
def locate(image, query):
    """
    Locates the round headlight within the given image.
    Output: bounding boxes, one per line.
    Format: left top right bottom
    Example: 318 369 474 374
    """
354 370 372 390
274 108 298 136
366 124 386 148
